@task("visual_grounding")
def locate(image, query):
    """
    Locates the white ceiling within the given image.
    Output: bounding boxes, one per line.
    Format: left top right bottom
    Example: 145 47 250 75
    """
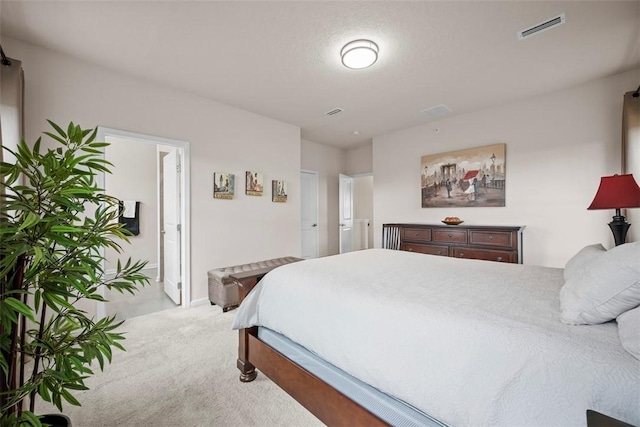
1 1 639 149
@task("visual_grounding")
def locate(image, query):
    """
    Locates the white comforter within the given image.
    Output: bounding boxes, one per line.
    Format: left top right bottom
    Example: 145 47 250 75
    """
233 249 640 427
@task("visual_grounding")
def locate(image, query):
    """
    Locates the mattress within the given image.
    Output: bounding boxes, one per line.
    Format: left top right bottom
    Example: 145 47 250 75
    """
234 249 640 426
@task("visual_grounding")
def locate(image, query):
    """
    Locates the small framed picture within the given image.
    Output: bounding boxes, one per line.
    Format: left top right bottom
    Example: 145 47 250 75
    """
272 180 287 203
245 171 264 196
213 173 235 199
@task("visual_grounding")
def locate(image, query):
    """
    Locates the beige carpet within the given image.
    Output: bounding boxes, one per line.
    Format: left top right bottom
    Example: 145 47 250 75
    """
35 305 324 427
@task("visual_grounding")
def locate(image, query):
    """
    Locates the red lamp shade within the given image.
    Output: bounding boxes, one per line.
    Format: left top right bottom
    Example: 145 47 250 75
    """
587 174 640 210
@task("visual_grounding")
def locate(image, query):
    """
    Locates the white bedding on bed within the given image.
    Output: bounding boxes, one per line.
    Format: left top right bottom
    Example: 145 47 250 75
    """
232 249 640 427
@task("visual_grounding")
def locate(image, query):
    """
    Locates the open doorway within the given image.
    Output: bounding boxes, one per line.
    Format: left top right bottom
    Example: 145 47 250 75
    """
96 127 190 320
339 173 373 253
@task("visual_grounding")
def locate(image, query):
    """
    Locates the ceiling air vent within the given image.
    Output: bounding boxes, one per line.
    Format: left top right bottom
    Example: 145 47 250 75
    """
420 104 452 119
325 107 343 116
518 13 566 40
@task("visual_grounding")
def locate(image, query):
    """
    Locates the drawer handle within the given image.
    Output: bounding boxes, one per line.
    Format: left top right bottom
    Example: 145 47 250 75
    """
437 251 442 255
408 248 413 252
497 256 503 262
448 233 452 238
458 253 464 257
414 232 419 236
489 235 493 240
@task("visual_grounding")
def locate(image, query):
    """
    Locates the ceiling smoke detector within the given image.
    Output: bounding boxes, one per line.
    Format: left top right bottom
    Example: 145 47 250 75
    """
518 13 566 40
420 104 452 119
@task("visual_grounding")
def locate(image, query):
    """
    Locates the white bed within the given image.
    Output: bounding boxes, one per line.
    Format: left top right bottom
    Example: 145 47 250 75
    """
233 248 639 426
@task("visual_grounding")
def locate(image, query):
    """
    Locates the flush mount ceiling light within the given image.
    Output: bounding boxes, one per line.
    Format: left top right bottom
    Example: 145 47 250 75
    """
341 39 379 69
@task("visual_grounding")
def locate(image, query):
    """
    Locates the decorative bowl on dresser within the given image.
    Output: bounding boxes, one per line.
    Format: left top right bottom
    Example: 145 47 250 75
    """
382 223 525 264
442 216 464 225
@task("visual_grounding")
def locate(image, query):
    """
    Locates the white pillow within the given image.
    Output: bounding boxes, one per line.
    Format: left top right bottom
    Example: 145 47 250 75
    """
563 243 607 282
617 306 640 360
560 241 640 325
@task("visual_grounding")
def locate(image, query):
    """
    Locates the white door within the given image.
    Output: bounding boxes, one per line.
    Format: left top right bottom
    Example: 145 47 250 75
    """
339 174 354 254
301 171 318 259
163 150 181 304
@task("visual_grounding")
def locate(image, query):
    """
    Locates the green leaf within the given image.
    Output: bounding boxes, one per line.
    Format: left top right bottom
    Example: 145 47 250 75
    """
17 211 39 231
38 381 52 403
21 411 42 427
88 142 109 148
86 127 98 144
67 122 76 140
47 119 67 138
33 137 42 154
4 297 37 322
79 147 103 154
43 131 67 145
43 292 74 311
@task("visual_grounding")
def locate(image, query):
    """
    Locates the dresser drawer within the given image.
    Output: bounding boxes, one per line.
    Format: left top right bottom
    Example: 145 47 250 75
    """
452 247 515 263
469 230 515 248
402 243 449 256
433 229 467 244
402 228 432 242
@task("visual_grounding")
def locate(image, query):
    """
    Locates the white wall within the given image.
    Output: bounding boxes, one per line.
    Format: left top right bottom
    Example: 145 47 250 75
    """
374 68 639 268
104 136 158 271
5 37 301 306
301 139 346 256
346 143 373 175
353 175 374 249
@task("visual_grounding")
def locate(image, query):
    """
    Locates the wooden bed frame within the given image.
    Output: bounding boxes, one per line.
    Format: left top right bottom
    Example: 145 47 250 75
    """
230 264 632 427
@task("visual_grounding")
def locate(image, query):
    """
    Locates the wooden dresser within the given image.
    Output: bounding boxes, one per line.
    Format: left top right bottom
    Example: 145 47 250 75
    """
383 223 525 264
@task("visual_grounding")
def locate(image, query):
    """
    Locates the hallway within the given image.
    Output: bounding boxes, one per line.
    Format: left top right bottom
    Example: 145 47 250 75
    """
105 267 177 320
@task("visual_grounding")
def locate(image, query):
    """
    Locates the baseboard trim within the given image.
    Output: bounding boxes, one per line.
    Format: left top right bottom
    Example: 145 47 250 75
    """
190 298 210 308
105 263 158 276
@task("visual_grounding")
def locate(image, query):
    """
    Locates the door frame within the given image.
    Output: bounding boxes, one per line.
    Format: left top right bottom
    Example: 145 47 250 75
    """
95 127 191 319
352 172 374 250
300 170 319 258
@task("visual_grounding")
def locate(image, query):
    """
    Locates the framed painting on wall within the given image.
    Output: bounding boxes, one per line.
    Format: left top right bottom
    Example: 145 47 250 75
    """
272 180 287 203
213 173 235 199
245 171 264 196
421 143 506 208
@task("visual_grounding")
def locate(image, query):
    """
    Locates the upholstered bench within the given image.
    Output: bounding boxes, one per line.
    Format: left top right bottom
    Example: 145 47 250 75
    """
207 256 302 312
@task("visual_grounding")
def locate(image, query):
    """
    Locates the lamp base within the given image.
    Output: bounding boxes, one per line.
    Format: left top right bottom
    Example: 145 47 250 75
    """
608 215 631 246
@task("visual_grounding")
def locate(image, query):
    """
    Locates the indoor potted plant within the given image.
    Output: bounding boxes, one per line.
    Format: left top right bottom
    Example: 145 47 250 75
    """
0 121 149 426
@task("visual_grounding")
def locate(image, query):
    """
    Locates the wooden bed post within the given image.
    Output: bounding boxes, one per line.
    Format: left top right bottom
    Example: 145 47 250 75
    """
230 260 302 383
233 273 262 383
238 326 258 382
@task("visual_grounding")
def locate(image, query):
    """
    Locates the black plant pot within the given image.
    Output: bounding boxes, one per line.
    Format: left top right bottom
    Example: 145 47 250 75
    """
40 414 71 427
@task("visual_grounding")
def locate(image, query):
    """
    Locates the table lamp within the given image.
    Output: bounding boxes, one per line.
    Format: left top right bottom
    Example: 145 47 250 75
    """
587 174 640 245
